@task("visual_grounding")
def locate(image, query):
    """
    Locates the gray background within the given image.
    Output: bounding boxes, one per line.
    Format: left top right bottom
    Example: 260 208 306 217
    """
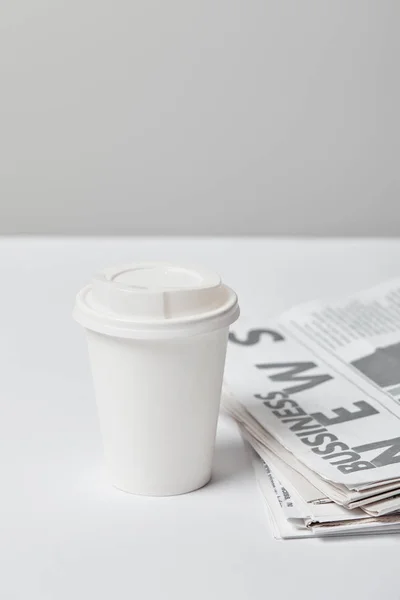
1 0 399 236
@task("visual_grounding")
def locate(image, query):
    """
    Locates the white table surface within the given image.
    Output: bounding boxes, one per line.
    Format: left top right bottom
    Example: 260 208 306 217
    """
1 237 400 600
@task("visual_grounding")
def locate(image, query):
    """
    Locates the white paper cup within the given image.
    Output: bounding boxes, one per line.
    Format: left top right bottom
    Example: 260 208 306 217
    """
73 262 239 496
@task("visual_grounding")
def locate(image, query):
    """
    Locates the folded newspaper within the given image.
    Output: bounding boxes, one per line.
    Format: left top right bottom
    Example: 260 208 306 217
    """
224 278 400 538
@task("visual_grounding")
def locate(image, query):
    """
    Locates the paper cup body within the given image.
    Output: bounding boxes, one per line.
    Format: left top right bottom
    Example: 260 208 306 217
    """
74 262 239 496
86 327 229 495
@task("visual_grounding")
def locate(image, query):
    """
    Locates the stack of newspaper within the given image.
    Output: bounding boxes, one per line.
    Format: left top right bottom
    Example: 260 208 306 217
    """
224 279 400 538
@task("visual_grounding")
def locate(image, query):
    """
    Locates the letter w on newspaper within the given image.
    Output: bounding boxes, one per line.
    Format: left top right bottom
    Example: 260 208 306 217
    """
224 279 400 539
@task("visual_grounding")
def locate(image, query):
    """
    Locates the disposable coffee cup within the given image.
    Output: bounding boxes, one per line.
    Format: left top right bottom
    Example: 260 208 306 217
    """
73 262 239 496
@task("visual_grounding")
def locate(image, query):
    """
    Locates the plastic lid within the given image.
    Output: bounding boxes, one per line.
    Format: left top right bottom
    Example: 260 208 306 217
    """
73 262 239 339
